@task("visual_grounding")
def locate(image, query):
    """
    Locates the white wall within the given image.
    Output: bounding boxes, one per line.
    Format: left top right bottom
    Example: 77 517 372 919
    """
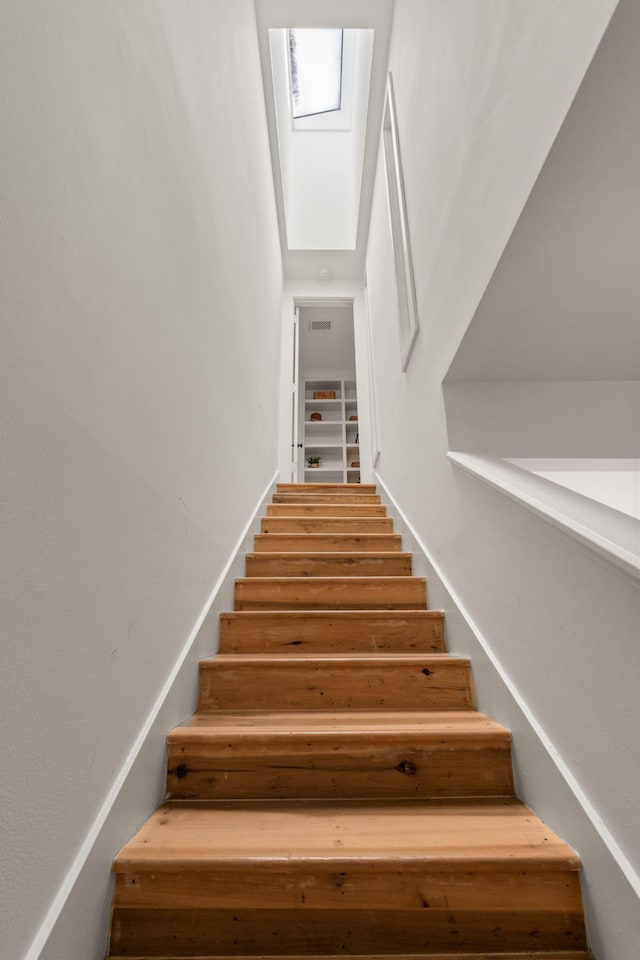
299 304 356 378
269 29 373 250
508 459 640 520
0 2 283 958
365 0 640 957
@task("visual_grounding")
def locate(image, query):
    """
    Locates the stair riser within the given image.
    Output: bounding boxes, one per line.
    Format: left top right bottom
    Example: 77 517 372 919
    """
272 493 381 504
166 739 514 800
277 483 376 493
108 954 594 960
111 900 586 956
261 518 393 534
234 577 426 611
198 660 474 711
114 865 582 912
245 555 412 578
219 612 446 654
266 505 387 517
254 534 402 552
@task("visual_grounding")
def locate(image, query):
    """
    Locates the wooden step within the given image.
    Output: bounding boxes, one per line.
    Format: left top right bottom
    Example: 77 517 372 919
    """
110 798 585 956
261 516 394 534
109 953 595 960
108 953 595 960
277 483 377 494
197 653 474 711
254 533 403 552
245 552 412 578
273 492 381 504
266 503 387 517
234 576 426 611
219 610 446 654
166 709 514 800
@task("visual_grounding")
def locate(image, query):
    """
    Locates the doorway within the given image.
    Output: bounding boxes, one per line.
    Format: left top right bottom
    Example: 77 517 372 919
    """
291 299 358 483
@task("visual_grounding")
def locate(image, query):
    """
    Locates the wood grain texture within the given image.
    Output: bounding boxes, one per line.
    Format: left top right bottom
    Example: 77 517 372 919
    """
253 533 403 552
266 504 387 517
261 517 394 534
219 610 446 654
109 906 586 956
114 797 580 868
234 576 427 611
277 483 377 493
245 552 412 578
109 953 595 960
272 492 382 503
166 710 513 800
197 654 474 712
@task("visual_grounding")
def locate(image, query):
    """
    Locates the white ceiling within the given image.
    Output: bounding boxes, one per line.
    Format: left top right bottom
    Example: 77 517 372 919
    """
255 0 395 281
446 0 640 383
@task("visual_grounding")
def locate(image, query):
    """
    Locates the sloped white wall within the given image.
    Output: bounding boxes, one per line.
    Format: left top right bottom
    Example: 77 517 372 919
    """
0 2 282 957
365 1 640 957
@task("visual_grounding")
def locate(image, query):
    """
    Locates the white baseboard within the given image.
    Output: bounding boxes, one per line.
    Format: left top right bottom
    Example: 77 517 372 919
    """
374 469 640 960
28 470 278 960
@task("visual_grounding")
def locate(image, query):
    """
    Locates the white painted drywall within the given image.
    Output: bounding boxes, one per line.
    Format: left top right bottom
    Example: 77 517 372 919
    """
299 304 357 378
445 0 640 384
508 459 640 520
256 0 395 279
0 2 282 958
268 29 373 250
444 380 640 457
364 0 640 956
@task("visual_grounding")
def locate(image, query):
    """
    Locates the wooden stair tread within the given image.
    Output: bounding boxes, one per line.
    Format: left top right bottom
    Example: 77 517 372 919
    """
205 652 456 664
277 483 377 492
198 653 473 712
266 504 387 515
108 954 595 960
173 709 509 738
237 575 422 583
245 551 412 560
234 577 427 611
254 534 403 552
221 609 442 620
273 492 382 502
219 609 446 654
113 798 580 870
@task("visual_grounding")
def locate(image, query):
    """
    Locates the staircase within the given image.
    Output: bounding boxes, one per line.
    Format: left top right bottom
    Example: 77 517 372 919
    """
108 483 593 960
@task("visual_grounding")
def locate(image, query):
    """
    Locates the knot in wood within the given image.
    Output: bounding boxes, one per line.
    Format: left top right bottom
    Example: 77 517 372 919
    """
397 759 418 776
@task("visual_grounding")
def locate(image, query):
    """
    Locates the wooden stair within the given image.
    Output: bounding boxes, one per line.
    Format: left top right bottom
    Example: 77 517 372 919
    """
108 482 593 960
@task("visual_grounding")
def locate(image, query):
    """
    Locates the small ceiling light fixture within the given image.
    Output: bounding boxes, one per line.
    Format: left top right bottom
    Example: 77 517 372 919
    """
319 266 331 281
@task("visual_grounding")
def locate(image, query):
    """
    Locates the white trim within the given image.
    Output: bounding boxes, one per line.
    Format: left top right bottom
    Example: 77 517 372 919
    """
22 470 278 960
448 451 640 581
382 73 419 372
374 468 640 901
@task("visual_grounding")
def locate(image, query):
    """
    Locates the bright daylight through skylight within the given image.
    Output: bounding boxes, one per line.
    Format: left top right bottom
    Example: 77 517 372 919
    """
288 29 343 119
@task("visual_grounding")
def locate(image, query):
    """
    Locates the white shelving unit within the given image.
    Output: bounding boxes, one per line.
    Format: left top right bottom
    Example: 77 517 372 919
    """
302 379 359 483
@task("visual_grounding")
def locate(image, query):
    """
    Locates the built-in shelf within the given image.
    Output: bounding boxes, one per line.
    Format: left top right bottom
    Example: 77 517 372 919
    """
302 378 359 483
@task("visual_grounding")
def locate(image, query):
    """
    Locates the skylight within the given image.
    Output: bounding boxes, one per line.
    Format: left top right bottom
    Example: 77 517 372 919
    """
288 29 343 119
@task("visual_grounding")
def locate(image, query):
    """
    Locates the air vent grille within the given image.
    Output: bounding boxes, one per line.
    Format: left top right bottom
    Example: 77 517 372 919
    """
310 319 332 332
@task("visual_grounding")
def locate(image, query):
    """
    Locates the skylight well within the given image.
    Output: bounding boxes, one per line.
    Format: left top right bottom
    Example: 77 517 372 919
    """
289 29 343 119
